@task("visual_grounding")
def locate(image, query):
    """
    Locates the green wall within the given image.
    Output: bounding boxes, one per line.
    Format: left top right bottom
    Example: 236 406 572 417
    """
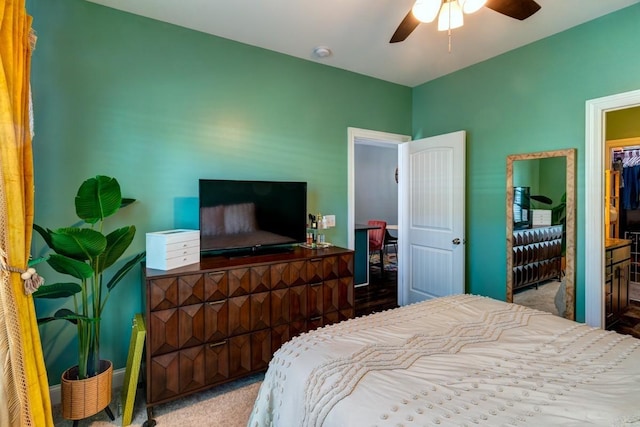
539 157 566 207
27 0 411 384
512 159 539 193
412 3 640 320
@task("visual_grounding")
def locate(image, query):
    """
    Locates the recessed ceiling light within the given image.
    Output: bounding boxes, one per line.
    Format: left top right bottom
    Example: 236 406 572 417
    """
312 46 332 59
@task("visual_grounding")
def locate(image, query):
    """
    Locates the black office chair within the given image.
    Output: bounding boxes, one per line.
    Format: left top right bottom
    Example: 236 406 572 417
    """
384 229 398 255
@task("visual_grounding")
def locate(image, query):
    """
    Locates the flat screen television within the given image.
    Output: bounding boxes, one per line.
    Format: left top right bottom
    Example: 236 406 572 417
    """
199 179 307 256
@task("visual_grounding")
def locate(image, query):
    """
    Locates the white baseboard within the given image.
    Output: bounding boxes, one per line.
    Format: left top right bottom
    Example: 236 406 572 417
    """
49 367 127 407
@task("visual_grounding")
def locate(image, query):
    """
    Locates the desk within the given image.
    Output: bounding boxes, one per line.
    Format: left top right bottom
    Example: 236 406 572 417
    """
354 224 381 286
387 224 398 230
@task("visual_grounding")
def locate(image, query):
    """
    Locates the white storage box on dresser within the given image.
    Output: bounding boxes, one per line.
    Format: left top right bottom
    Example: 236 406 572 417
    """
146 229 200 270
531 209 552 227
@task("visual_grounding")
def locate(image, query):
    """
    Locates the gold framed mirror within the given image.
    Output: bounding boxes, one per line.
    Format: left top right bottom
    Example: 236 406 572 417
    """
506 149 576 320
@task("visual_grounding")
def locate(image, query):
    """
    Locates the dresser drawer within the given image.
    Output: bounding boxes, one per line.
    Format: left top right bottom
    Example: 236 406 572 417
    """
162 251 200 271
165 238 200 253
166 244 199 260
608 245 630 265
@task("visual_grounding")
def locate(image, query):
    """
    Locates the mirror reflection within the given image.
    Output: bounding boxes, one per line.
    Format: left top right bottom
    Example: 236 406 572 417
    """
506 149 576 320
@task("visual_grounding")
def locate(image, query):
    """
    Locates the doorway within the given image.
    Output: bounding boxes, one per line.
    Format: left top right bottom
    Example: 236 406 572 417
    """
347 127 410 249
585 88 640 327
348 128 409 313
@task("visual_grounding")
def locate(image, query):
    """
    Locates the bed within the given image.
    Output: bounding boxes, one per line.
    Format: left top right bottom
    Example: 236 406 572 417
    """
248 294 640 426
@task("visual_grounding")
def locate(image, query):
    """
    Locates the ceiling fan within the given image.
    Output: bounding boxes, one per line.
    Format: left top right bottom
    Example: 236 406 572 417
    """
390 0 541 43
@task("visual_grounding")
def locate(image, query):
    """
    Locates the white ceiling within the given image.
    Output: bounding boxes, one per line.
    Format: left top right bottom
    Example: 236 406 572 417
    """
86 0 639 87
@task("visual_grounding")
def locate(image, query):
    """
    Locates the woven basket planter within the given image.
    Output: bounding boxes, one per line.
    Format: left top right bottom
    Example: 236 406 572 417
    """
61 360 113 421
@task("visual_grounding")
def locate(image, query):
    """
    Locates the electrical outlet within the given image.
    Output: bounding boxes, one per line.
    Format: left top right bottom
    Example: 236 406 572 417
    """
325 215 336 227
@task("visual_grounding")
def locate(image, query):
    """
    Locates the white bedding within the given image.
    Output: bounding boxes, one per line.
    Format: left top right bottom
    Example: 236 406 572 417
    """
248 294 640 426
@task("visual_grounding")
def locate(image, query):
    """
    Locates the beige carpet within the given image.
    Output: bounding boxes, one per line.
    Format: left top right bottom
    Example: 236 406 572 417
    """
513 280 561 316
52 373 263 426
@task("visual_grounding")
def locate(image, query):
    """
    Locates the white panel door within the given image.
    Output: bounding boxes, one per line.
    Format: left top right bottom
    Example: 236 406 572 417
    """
398 131 466 305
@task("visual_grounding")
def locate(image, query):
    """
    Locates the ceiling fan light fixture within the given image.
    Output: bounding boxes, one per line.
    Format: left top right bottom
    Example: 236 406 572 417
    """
390 0 541 45
438 0 464 31
459 0 487 14
412 0 442 23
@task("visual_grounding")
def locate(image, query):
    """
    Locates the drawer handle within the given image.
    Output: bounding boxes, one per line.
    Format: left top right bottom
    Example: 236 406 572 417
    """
310 258 323 262
208 271 225 278
309 316 322 321
309 282 322 287
208 300 225 306
209 340 228 348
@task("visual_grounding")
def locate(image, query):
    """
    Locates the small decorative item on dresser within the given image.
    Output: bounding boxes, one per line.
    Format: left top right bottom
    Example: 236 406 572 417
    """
302 213 336 249
146 229 200 270
531 209 552 227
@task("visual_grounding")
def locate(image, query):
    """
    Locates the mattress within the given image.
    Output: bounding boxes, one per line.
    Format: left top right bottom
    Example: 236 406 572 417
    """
248 294 640 426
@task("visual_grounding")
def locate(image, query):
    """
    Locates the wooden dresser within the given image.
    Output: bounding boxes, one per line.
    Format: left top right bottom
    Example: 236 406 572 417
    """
141 246 354 424
605 238 631 329
511 225 563 291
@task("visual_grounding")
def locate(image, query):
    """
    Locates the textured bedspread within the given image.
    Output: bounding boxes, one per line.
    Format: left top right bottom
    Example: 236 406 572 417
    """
248 294 640 426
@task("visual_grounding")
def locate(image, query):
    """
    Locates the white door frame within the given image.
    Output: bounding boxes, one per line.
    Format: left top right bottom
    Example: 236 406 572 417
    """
347 127 411 250
585 88 640 327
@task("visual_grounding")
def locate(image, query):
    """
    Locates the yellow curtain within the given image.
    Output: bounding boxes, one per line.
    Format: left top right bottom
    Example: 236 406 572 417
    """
0 0 53 425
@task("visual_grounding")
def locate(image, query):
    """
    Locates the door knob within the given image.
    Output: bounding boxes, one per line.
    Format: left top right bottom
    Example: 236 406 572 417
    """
452 238 461 245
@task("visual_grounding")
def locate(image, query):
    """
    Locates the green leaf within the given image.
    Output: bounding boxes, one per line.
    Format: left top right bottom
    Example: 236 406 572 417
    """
75 176 122 224
32 283 82 299
27 257 47 267
48 254 94 280
49 228 106 260
37 308 83 325
54 309 95 323
37 316 61 325
33 224 54 249
551 192 567 225
96 226 136 273
106 252 146 292
121 198 136 208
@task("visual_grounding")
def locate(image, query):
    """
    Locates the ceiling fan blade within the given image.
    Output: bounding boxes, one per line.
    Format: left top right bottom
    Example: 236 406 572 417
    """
485 0 541 20
390 10 421 43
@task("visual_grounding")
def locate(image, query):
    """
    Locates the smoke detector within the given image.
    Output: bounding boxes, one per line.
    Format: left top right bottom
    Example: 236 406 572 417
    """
312 46 332 59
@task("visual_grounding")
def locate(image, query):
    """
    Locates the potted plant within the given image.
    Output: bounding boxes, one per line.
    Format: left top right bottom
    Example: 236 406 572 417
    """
32 175 145 421
550 192 567 227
